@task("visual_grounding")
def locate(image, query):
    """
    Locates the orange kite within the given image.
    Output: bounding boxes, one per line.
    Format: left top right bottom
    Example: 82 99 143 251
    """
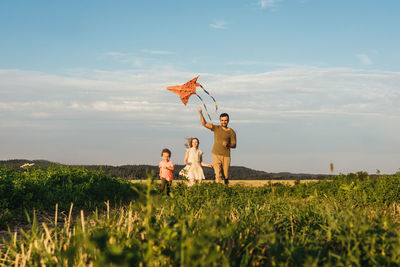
166 75 218 121
166 76 200 105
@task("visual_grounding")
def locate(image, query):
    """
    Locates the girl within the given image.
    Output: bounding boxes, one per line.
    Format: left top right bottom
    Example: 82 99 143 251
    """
159 148 174 195
181 138 212 186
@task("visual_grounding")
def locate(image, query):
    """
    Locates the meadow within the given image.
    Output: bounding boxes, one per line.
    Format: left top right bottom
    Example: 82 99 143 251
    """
1 167 400 266
133 179 319 187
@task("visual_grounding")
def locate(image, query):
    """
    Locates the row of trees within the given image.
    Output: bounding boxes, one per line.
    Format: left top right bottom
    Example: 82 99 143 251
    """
0 159 329 180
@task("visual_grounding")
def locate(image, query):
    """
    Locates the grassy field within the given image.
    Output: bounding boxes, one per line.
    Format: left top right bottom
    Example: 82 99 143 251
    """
132 179 320 186
2 167 400 266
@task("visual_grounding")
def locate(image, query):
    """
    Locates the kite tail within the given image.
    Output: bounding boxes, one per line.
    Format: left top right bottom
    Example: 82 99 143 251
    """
199 84 218 114
196 94 213 123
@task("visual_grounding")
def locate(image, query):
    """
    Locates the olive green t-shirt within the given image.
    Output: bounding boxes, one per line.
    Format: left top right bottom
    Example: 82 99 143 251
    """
211 125 237 157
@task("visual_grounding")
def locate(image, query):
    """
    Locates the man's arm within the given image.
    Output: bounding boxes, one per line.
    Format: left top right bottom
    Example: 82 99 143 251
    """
222 141 236 149
229 130 236 149
228 142 236 149
198 106 213 130
222 130 236 148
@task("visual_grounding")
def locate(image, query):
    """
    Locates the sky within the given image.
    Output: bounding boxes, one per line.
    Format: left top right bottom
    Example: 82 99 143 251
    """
1 0 399 174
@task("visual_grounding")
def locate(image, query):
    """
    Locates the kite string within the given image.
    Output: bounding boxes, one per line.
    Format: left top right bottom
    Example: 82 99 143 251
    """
196 94 213 123
199 84 218 114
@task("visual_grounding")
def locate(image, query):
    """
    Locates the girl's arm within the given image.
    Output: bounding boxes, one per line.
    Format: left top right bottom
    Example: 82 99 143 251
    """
166 162 174 171
200 154 212 167
184 150 189 165
201 162 212 167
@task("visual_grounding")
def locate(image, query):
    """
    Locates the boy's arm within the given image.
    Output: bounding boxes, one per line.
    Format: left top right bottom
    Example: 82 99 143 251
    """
198 107 213 130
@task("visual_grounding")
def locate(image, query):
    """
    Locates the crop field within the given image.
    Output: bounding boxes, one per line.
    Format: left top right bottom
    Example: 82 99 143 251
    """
2 167 400 266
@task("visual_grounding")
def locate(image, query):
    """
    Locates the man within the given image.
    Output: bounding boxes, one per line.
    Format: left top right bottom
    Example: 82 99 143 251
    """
198 107 237 184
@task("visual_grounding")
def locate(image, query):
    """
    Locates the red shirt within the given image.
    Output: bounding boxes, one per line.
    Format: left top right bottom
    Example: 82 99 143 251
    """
159 160 174 181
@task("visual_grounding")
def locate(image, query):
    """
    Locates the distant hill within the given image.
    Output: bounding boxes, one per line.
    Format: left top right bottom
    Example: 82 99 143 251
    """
0 159 330 180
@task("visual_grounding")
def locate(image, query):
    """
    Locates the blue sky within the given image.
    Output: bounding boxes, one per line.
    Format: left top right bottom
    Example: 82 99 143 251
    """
1 0 399 174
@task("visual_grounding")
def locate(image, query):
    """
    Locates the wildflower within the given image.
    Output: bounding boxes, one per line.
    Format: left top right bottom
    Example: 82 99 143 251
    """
20 163 35 171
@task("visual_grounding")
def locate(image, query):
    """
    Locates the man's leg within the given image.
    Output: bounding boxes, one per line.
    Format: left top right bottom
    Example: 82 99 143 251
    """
212 154 224 184
222 156 231 185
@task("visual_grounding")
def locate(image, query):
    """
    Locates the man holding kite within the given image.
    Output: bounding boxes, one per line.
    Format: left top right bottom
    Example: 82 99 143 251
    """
198 107 236 185
167 75 237 184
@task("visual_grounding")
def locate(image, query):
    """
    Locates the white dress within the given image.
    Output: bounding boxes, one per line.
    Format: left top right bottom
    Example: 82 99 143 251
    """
185 148 205 184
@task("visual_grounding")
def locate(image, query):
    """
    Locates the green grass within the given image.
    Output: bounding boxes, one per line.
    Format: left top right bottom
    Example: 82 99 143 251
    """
1 168 400 266
0 167 144 228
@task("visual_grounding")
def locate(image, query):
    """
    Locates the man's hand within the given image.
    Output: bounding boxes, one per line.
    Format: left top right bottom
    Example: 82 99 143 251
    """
222 141 228 148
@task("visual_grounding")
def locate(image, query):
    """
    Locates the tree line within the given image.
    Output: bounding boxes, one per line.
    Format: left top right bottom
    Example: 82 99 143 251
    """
0 159 329 180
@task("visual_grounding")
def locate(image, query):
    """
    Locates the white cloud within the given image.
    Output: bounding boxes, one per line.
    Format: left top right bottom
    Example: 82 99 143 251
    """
226 60 268 66
0 101 65 112
1 67 399 122
210 20 228 29
30 112 52 119
103 50 174 67
1 66 400 173
258 0 281 9
133 59 143 67
105 51 127 56
357 54 373 65
141 49 174 55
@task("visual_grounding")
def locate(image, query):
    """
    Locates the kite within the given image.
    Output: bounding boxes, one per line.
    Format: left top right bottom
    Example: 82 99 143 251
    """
167 76 218 122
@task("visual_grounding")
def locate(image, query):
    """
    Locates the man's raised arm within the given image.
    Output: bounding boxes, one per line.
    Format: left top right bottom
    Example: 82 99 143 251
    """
198 106 213 130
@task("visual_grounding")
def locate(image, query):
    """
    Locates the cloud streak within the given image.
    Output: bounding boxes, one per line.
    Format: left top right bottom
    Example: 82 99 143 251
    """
258 0 281 9
210 20 228 29
357 54 373 65
141 49 174 55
